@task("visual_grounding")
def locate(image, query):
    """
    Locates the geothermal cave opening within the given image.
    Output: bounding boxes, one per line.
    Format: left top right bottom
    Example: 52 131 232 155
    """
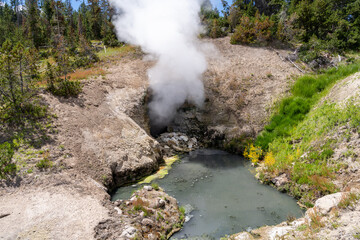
149 120 168 138
146 89 170 137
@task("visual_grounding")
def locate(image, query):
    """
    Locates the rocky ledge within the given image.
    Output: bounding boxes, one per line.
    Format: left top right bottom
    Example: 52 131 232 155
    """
95 186 184 240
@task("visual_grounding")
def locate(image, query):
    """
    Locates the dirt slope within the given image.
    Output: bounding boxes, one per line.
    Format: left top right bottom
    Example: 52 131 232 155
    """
202 37 300 139
41 56 162 190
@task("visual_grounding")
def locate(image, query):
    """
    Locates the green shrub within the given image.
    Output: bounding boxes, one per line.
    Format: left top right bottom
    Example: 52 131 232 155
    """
151 183 160 191
103 34 122 47
209 19 226 38
46 61 82 98
231 11 274 45
0 142 16 179
72 53 99 69
36 158 53 169
54 79 82 97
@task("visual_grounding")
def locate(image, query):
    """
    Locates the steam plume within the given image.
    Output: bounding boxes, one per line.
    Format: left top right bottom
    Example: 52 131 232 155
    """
110 0 207 130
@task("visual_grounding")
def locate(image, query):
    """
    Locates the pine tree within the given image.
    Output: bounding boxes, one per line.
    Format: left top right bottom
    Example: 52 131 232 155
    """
0 40 39 121
26 0 42 48
88 0 102 39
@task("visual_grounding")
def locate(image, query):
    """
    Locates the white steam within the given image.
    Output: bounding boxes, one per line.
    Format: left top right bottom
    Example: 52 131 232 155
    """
110 0 207 128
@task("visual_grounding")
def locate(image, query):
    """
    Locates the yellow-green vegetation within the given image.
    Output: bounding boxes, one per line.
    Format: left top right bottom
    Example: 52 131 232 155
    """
172 206 186 229
36 158 53 170
256 62 360 150
242 62 360 207
151 183 160 191
297 224 308 231
35 151 53 170
156 212 164 221
96 45 137 61
0 142 16 179
258 99 360 206
243 144 262 165
138 156 180 184
133 205 150 217
338 193 360 209
179 206 185 222
354 229 360 239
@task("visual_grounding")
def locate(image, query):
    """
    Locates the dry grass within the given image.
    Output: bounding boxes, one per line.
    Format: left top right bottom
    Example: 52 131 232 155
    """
228 77 240 90
309 174 336 193
132 197 149 208
235 94 246 108
338 192 359 209
38 67 107 88
67 68 107 81
308 208 325 231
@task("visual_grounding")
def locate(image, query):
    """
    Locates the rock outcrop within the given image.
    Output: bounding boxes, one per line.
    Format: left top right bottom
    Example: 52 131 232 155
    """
95 186 183 240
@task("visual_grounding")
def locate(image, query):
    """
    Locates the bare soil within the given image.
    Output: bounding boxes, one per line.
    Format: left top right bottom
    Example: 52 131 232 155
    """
202 36 300 139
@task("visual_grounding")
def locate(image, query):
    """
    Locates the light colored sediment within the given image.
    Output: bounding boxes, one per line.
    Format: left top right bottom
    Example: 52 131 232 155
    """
0 173 109 240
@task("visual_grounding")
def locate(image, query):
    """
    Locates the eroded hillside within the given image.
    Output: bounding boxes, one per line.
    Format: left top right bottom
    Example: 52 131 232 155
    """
0 38 311 239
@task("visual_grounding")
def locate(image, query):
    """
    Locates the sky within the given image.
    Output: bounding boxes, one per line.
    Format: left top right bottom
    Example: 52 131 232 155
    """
0 0 230 13
69 0 230 11
211 0 227 11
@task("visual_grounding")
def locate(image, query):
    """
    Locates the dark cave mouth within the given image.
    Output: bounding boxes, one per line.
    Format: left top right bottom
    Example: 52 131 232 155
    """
149 121 168 138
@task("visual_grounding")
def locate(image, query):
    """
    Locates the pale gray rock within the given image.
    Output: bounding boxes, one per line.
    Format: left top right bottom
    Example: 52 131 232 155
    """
143 185 153 191
141 218 154 226
314 192 344 215
120 226 137 239
272 173 289 187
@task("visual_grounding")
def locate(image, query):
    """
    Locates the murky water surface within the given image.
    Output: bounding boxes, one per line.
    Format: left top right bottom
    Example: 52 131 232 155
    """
112 149 303 239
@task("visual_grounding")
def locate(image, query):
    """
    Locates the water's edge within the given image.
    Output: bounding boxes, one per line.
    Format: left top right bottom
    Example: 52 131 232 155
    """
112 149 303 239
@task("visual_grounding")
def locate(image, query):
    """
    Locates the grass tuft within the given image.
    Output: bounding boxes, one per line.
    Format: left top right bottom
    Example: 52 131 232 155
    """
338 193 360 209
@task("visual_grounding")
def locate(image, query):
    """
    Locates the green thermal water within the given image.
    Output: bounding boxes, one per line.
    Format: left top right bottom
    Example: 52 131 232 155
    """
112 149 303 239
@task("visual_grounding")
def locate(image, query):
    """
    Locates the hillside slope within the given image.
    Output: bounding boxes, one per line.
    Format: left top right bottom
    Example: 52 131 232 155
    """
231 71 360 240
0 39 303 239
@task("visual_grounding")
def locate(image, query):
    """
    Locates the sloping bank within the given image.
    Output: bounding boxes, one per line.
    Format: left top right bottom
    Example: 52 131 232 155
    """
229 63 360 239
0 53 184 240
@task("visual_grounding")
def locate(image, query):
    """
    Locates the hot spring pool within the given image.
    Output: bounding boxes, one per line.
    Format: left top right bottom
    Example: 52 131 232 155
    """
112 149 303 239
